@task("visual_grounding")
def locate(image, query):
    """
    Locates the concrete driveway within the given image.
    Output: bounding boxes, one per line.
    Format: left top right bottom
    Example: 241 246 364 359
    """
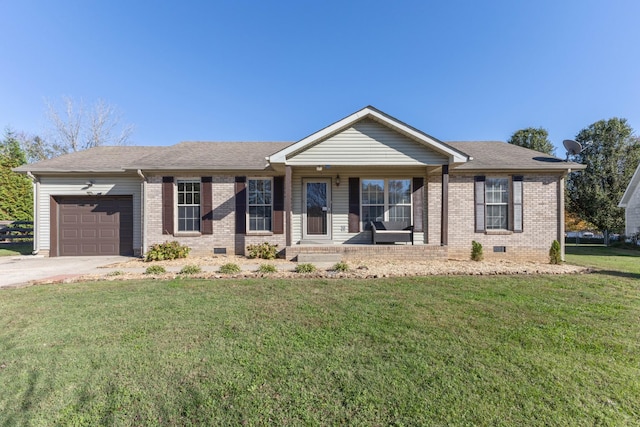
0 255 133 288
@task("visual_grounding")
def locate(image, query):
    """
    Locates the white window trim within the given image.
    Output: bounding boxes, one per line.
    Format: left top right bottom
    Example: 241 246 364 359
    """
485 177 509 231
175 178 201 235
246 177 274 234
360 178 412 229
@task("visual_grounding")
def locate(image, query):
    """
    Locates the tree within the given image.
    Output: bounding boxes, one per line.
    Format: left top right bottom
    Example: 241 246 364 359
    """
507 127 555 155
46 96 134 156
566 118 640 240
0 129 33 220
11 131 52 164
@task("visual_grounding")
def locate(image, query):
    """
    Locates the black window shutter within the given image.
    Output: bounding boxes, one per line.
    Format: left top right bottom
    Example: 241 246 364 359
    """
235 177 246 234
348 177 360 233
273 176 284 234
474 176 485 233
201 177 213 235
162 176 174 235
513 176 523 232
412 177 424 232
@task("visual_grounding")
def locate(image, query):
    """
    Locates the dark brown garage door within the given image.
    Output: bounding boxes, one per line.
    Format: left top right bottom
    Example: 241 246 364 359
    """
52 196 133 256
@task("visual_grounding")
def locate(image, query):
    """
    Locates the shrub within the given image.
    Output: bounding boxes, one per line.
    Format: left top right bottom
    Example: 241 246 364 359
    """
246 242 278 260
106 270 123 276
145 241 190 262
549 240 562 264
179 264 202 275
471 240 483 262
145 265 166 275
219 263 241 274
295 263 317 273
332 261 349 272
257 263 277 274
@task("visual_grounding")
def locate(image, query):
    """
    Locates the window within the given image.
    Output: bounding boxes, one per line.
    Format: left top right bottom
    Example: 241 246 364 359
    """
177 180 200 232
475 176 523 232
485 178 508 230
248 178 272 231
361 178 412 228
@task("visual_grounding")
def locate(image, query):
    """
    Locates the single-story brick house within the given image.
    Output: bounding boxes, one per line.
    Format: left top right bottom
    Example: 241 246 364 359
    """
15 106 585 261
619 162 640 237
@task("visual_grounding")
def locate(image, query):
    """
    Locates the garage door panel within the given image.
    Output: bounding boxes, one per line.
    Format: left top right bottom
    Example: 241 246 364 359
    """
62 214 80 224
99 229 116 238
62 229 79 239
81 214 98 224
81 229 97 238
54 196 134 256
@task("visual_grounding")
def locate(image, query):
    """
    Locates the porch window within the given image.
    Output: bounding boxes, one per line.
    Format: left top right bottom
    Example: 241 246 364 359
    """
361 178 412 229
177 180 201 232
248 178 272 231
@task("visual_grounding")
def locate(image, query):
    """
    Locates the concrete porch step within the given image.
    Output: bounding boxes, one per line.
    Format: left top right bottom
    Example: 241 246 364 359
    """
296 253 343 264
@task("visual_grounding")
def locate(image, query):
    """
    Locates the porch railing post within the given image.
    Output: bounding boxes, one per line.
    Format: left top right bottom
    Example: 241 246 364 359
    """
285 165 292 247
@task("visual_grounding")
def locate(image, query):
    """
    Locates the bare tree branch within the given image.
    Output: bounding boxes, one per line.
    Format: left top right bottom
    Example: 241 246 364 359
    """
45 96 134 156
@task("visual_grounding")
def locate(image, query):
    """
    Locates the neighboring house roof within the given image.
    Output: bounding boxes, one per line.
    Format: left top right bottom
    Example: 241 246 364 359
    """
447 141 586 172
619 162 640 207
13 146 160 173
268 106 470 165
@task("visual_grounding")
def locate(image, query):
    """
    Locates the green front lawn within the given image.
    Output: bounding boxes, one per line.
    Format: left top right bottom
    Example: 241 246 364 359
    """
566 245 640 276
2 265 639 425
0 241 33 256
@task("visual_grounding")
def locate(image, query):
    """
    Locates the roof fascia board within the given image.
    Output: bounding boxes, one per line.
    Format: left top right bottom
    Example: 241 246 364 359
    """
269 106 469 164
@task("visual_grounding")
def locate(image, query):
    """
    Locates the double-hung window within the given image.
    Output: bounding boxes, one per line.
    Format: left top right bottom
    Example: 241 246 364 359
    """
361 178 412 229
248 178 272 231
177 180 200 232
485 178 509 230
475 176 523 232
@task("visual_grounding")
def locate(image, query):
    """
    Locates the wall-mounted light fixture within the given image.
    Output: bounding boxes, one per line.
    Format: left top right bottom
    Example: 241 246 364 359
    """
316 166 323 172
336 174 341 186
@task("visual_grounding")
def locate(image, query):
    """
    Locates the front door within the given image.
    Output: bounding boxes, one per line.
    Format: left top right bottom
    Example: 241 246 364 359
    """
303 179 331 240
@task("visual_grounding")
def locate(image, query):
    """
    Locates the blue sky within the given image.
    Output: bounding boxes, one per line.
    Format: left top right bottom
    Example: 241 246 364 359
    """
2 0 639 155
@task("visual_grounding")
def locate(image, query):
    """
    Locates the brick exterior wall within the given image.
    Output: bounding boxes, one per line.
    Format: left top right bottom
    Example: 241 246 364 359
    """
144 172 562 262
446 173 561 262
146 175 287 257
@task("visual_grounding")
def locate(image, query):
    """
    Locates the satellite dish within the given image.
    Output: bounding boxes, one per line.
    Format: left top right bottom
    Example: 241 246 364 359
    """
563 139 583 160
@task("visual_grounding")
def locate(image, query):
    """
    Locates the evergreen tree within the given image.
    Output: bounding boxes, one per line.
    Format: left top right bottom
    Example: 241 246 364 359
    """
0 129 33 220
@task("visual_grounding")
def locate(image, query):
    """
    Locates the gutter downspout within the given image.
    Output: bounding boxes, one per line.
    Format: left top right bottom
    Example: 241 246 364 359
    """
26 171 39 255
137 169 147 257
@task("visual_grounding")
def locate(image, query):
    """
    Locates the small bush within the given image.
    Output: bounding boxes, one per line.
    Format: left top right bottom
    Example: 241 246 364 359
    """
145 265 167 275
549 240 562 264
145 241 190 262
332 261 349 272
246 242 278 260
295 263 317 273
257 263 277 274
219 263 241 274
179 264 202 275
471 240 483 262
106 270 123 276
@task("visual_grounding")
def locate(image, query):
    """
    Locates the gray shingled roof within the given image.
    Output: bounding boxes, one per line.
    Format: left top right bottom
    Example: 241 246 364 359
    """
133 141 294 171
447 141 586 171
14 140 584 174
13 146 161 173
